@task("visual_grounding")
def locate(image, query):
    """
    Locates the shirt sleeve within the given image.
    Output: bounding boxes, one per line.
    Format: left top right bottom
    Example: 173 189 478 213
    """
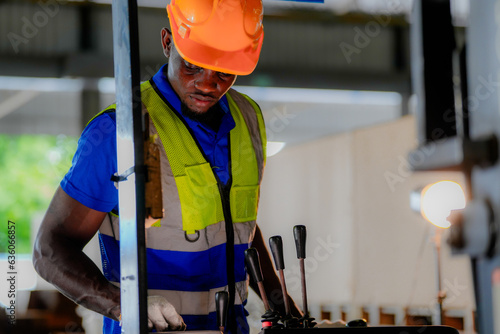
61 112 118 213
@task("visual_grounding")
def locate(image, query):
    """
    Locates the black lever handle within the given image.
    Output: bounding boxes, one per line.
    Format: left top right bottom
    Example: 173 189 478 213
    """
269 236 285 270
215 291 228 331
293 225 306 259
245 248 263 283
245 248 273 312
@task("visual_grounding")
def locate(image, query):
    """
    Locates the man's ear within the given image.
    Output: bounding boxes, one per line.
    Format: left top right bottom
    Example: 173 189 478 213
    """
161 28 173 59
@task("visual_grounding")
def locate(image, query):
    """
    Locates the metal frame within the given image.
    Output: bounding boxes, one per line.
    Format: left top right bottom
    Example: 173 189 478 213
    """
410 1 500 333
466 2 500 332
111 0 148 332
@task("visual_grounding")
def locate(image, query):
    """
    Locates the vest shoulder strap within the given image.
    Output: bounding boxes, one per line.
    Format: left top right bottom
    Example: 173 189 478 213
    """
227 89 266 182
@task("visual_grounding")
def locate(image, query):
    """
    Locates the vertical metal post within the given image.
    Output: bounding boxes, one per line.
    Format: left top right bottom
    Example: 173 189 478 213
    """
468 1 500 333
111 0 148 333
433 228 444 326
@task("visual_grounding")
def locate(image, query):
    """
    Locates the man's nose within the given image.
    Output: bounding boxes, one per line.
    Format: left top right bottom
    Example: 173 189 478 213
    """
194 70 218 93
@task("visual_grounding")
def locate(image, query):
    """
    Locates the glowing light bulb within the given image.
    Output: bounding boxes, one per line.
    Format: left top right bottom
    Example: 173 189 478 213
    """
420 181 466 228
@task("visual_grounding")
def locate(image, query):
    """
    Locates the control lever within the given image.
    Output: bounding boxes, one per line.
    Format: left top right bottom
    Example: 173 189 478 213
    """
245 248 271 311
244 248 281 329
215 291 228 334
293 225 316 328
269 236 298 328
293 225 308 315
269 236 290 316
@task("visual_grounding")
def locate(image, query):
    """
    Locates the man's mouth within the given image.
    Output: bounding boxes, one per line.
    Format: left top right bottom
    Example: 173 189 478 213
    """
189 94 216 110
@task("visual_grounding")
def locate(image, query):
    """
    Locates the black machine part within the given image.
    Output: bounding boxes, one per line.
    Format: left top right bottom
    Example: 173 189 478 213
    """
294 225 307 259
215 291 228 333
269 236 286 270
245 248 271 312
245 248 265 284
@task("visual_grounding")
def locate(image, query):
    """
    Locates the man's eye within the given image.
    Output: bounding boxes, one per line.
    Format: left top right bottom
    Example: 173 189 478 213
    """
184 61 199 70
218 72 232 78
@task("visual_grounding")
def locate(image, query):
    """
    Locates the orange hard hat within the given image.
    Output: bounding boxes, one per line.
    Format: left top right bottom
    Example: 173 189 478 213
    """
167 0 264 76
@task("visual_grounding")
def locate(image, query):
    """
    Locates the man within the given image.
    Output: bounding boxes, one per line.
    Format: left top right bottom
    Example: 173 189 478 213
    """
33 0 300 333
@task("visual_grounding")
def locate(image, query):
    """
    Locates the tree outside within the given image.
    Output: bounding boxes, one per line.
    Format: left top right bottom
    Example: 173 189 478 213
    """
0 134 77 254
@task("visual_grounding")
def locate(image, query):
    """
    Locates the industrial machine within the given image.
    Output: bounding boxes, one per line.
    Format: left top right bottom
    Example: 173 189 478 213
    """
150 226 459 334
216 225 459 334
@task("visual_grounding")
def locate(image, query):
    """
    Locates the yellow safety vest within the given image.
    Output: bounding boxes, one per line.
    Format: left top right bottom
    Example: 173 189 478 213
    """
142 79 266 234
97 79 267 330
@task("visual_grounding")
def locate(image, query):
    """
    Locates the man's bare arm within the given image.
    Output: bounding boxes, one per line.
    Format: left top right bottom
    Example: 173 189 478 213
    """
33 186 121 321
250 225 303 318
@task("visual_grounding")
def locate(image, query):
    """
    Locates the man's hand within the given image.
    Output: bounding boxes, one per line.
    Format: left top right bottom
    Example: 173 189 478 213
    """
148 296 186 331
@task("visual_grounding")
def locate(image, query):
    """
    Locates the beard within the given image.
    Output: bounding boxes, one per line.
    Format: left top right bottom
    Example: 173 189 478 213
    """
180 102 223 131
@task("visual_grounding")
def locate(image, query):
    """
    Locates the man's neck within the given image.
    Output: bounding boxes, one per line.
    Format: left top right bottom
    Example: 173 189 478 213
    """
180 103 224 132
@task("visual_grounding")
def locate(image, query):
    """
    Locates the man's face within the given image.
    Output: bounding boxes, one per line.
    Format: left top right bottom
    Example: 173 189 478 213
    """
162 28 237 114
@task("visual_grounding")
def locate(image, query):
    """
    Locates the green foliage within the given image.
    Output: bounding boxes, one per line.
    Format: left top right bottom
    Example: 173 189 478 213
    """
0 134 77 254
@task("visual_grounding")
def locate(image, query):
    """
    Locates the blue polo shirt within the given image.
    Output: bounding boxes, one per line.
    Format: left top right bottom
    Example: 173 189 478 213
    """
61 64 236 213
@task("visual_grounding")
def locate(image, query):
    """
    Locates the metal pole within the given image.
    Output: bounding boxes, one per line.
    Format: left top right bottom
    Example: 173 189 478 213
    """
433 228 444 326
111 0 148 333
467 1 500 333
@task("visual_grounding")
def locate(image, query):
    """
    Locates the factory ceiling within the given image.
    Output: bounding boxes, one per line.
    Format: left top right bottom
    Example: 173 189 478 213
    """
0 0 466 144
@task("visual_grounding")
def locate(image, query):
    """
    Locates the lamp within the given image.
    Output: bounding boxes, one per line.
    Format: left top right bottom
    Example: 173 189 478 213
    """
411 180 466 325
420 181 466 229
